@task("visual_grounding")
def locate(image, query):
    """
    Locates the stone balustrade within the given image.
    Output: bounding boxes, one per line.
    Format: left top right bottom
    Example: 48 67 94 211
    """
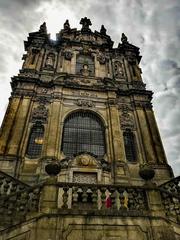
53 182 148 212
0 184 41 227
0 170 29 197
160 176 180 222
0 174 180 229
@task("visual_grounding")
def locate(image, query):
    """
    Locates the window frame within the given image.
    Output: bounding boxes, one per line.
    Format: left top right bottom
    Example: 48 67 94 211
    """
61 111 106 158
26 123 44 159
123 129 137 162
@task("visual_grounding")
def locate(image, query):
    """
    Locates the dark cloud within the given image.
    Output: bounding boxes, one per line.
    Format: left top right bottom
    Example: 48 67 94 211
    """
0 0 179 175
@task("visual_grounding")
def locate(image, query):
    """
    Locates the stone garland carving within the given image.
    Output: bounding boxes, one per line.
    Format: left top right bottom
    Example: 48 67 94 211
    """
76 99 95 108
31 104 48 123
113 60 124 78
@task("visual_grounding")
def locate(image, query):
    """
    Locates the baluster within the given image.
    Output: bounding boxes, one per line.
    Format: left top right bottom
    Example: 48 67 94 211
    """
62 186 69 209
0 176 5 195
91 186 98 209
3 178 10 196
118 188 126 210
82 187 88 203
109 187 116 209
137 189 145 210
31 188 41 211
72 187 78 208
10 181 18 195
100 187 107 210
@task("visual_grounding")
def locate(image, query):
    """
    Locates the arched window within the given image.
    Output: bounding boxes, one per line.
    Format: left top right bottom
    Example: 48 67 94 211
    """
26 124 44 158
76 55 95 76
123 129 136 162
61 111 105 157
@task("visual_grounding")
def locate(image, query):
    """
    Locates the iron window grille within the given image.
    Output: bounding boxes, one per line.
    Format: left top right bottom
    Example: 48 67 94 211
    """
123 129 136 162
76 55 95 76
61 111 105 157
26 124 44 158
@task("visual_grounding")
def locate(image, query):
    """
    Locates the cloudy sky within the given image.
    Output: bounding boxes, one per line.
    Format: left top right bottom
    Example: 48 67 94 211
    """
0 0 179 175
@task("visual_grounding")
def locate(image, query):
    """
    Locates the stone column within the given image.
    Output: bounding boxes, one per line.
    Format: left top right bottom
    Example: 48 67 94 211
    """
7 97 31 155
46 101 62 157
136 108 156 164
0 97 20 154
145 109 167 164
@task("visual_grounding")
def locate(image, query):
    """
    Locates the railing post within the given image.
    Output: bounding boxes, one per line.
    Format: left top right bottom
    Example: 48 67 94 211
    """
146 185 165 217
40 176 59 213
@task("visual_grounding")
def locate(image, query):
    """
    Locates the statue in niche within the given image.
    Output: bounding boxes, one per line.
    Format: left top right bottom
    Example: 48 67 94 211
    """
80 64 91 77
63 19 70 31
97 52 106 64
45 53 54 69
64 51 73 60
114 61 124 78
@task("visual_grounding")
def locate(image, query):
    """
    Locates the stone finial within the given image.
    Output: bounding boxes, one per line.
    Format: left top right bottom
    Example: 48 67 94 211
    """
64 19 70 31
39 22 47 33
121 33 128 43
100 25 107 35
80 17 92 32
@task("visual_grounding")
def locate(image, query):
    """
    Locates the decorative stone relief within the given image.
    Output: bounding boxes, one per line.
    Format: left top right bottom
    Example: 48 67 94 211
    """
45 53 55 69
64 50 73 60
73 172 97 184
97 52 106 64
72 91 97 98
76 99 95 108
35 96 51 105
113 60 124 78
120 106 135 130
75 154 97 167
31 104 48 123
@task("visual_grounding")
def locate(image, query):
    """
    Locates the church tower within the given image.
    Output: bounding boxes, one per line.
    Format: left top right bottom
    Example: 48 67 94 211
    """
0 18 179 240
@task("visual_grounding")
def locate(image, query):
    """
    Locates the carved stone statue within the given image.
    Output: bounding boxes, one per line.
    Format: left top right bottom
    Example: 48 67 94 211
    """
114 61 124 78
97 52 106 64
100 25 107 35
64 19 70 31
45 53 54 69
39 22 47 33
80 17 92 32
121 33 128 43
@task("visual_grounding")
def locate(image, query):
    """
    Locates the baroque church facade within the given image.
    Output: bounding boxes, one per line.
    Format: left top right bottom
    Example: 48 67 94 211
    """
0 18 179 240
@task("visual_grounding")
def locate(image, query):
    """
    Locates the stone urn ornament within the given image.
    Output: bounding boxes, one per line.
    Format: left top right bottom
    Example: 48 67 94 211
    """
139 163 155 181
45 162 61 176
